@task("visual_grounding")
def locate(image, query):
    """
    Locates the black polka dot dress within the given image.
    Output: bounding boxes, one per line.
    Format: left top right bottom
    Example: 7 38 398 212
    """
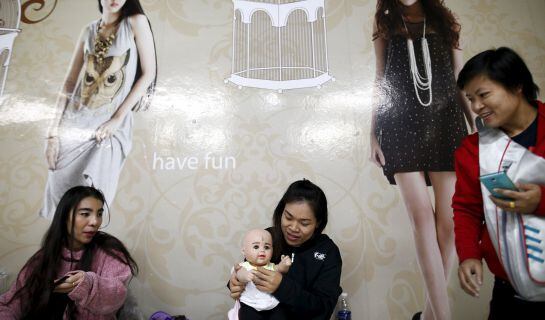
374 23 467 185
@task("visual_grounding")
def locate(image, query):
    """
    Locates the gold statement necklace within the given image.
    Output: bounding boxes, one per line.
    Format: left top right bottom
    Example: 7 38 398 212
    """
94 20 117 65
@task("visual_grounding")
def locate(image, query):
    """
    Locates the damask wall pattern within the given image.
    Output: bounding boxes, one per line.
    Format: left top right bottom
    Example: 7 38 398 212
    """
20 0 57 24
0 0 544 319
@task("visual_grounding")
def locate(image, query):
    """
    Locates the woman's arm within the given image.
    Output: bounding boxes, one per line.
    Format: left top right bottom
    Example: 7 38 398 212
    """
95 14 156 142
0 269 29 319
369 19 387 167
67 255 132 315
452 136 484 262
48 28 86 136
45 28 86 169
452 136 486 296
452 44 476 132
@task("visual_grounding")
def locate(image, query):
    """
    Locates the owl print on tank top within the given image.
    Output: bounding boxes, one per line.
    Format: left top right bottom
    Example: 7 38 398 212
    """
80 50 130 109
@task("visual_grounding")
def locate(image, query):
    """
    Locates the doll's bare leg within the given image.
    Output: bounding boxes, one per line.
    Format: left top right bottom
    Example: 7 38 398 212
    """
395 172 451 320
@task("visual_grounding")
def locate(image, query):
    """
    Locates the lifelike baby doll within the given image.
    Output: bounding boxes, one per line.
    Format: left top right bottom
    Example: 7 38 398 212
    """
231 228 291 319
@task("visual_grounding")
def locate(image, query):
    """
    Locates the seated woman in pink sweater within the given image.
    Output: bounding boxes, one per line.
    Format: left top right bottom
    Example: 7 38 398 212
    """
0 186 138 319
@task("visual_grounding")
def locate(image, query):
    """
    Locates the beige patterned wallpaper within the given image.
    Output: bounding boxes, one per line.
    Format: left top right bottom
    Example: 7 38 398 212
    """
0 0 544 319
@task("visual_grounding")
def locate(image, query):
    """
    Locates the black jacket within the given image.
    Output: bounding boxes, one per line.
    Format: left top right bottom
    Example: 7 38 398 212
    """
271 233 343 319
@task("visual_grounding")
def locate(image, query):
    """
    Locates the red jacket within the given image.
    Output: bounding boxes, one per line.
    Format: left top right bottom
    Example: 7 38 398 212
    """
453 101 545 280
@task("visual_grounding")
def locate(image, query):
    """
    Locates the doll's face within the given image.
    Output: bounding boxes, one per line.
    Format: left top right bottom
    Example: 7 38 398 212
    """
242 229 273 267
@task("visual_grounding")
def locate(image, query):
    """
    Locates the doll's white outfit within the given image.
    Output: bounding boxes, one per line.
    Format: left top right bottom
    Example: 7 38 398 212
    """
239 261 279 311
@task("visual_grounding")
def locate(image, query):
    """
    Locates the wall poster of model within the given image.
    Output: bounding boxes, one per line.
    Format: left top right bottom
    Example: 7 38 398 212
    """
369 0 475 319
39 0 157 219
0 0 544 318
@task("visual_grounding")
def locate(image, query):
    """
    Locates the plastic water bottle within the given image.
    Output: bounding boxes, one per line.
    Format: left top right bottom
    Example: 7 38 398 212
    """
336 292 351 320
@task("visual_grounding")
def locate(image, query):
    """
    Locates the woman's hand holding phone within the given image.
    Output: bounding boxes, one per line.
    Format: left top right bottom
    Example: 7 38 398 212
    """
53 271 85 293
53 275 69 287
479 171 518 199
490 182 542 214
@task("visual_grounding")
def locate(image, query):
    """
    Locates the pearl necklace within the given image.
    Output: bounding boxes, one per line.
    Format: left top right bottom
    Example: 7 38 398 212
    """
403 18 432 107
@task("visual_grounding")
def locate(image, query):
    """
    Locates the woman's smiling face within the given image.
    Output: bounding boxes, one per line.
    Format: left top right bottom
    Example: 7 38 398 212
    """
463 74 524 129
281 201 317 247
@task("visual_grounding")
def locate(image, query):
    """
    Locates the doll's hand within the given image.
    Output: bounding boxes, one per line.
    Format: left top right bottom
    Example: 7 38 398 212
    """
458 259 483 297
45 137 60 170
246 271 255 283
280 255 292 266
95 117 122 143
491 183 541 214
229 264 246 300
235 263 256 283
275 255 292 274
239 269 255 283
369 135 385 167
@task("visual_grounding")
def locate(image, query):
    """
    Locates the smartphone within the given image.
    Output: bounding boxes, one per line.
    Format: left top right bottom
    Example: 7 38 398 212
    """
53 275 69 287
479 171 518 200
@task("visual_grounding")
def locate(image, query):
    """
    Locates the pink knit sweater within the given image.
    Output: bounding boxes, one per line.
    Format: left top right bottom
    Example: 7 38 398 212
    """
0 247 132 319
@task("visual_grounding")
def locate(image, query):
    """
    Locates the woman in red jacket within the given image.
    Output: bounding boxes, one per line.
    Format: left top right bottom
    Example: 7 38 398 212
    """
453 47 545 319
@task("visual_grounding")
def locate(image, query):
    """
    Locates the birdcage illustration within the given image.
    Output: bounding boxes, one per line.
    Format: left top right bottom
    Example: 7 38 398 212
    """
226 0 333 92
0 0 21 97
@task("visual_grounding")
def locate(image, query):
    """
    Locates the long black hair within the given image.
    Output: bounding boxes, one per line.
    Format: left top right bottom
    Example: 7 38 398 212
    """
271 180 328 260
373 0 460 48
457 47 540 103
2 186 138 319
97 0 157 111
